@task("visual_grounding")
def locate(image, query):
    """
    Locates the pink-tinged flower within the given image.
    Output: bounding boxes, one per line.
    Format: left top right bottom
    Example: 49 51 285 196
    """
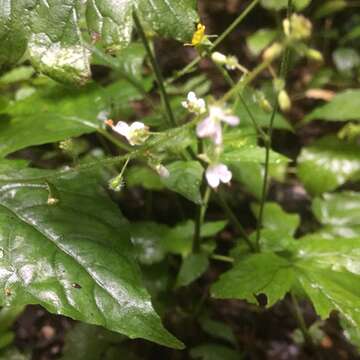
205 163 232 189
182 91 206 115
106 120 149 146
196 106 240 145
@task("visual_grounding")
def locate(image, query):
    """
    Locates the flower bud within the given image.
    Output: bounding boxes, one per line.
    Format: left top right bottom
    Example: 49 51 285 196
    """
283 14 312 40
278 90 291 112
108 173 124 192
263 42 283 61
259 98 273 113
211 51 227 65
155 164 170 178
306 48 323 62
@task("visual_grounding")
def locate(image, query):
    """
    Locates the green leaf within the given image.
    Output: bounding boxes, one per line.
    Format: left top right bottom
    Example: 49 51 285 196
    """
211 253 294 307
0 67 35 86
199 316 237 346
61 323 124 360
126 166 164 191
251 202 300 236
130 222 168 265
190 344 240 360
176 253 209 288
86 0 134 51
261 0 311 10
86 0 198 51
246 29 277 57
0 170 183 349
297 136 360 195
333 48 360 73
314 0 346 18
231 163 263 199
0 1 28 72
161 161 204 204
312 191 360 227
221 129 289 165
305 90 360 122
0 80 143 157
294 238 360 328
27 1 91 84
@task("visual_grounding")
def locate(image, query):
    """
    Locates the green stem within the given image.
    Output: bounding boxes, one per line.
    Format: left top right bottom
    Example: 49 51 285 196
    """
290 293 314 348
168 0 260 84
216 64 266 139
133 10 176 127
216 190 255 252
192 205 202 253
85 42 155 109
211 254 234 263
255 0 293 252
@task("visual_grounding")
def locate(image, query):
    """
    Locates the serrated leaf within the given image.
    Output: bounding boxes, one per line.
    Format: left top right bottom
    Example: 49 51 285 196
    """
305 90 360 122
211 253 294 307
0 170 183 349
294 237 360 328
161 161 203 204
0 80 144 157
176 253 209 288
297 136 360 195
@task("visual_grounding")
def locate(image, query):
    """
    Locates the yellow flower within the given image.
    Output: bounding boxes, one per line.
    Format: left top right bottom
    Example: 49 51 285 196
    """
185 23 206 47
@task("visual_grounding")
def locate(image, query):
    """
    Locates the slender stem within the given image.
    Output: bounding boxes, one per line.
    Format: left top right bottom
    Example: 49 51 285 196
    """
167 0 260 84
216 64 266 139
200 186 211 223
216 190 255 252
255 0 293 252
192 205 202 253
85 43 155 109
290 293 314 348
211 254 234 263
133 10 176 127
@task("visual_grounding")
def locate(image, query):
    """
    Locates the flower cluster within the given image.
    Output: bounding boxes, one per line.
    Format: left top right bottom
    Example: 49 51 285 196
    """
182 92 240 189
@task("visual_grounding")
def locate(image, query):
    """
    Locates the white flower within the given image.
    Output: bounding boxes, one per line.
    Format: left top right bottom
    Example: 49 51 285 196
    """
106 120 149 146
196 105 240 145
205 164 232 189
182 91 206 115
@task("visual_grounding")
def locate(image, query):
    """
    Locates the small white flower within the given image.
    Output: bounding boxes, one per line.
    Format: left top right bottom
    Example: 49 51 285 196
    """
205 164 232 189
106 120 149 146
155 164 170 178
182 91 206 115
196 105 240 145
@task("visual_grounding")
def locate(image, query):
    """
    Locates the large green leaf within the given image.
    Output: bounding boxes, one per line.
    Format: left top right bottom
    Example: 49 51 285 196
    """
211 252 295 307
0 1 29 72
221 129 289 165
27 0 91 84
213 236 360 329
305 90 360 122
0 168 183 349
161 161 204 204
87 0 198 51
297 136 360 195
0 80 144 157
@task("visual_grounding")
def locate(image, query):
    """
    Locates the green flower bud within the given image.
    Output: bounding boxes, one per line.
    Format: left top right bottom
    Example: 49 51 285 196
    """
306 48 324 62
278 90 291 112
263 42 283 61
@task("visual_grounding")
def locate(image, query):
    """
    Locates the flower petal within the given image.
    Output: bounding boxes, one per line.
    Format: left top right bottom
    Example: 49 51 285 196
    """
187 91 197 102
213 122 223 145
222 115 240 126
206 166 221 188
196 117 217 138
113 121 130 137
217 164 232 183
130 122 146 131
